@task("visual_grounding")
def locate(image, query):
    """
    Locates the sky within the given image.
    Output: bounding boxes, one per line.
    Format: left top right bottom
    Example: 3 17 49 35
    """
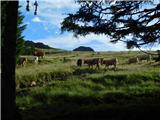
19 0 160 51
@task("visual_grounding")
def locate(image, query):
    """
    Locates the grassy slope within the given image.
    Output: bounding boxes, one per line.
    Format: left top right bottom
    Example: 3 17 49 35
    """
16 51 160 120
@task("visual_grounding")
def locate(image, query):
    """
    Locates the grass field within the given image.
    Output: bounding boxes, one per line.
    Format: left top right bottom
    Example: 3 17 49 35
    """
16 51 160 120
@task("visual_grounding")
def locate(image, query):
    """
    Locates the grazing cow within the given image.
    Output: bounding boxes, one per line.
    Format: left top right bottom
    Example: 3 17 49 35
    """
27 56 39 64
102 58 118 69
34 50 45 58
84 58 100 69
137 54 151 62
128 57 139 64
18 57 27 67
77 59 82 67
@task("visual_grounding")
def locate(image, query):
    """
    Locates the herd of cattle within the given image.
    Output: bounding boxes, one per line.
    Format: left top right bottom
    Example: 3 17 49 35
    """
76 54 157 70
17 51 158 69
17 51 45 67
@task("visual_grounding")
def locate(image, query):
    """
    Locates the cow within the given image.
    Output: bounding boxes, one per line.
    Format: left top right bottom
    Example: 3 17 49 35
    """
18 57 27 67
128 57 139 64
27 56 39 64
137 54 151 62
83 58 101 69
34 50 45 58
102 58 118 70
77 59 82 67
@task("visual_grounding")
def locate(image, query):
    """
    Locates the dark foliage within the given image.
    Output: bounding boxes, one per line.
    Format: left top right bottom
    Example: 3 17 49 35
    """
61 1 160 49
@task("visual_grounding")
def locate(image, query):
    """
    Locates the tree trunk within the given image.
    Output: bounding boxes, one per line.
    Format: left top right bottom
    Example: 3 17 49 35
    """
1 1 18 120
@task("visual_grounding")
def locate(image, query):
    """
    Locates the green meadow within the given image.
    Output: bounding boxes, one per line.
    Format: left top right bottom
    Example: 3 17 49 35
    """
16 51 160 120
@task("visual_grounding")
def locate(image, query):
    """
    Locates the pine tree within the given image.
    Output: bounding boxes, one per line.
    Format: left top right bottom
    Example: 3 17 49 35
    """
16 8 27 62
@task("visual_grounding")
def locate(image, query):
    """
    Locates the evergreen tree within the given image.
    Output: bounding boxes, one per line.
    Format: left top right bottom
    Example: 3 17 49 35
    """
16 8 27 61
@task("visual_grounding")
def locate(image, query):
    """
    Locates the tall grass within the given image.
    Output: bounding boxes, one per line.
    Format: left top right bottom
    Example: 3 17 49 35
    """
16 63 73 88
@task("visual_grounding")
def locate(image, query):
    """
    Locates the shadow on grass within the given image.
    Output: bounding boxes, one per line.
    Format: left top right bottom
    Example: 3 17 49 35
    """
88 73 160 86
19 92 160 120
73 68 100 75
72 67 126 76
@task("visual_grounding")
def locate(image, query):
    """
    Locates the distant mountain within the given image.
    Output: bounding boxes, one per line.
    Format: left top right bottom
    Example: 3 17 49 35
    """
73 46 94 52
25 40 52 49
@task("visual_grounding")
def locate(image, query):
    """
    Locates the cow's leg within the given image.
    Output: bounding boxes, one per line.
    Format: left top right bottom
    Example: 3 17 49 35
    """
114 64 116 71
104 64 107 69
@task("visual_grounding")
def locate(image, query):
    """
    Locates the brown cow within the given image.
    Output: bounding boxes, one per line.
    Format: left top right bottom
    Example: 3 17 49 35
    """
137 54 151 62
34 50 45 58
18 57 27 67
83 58 100 69
128 57 139 64
77 59 82 67
102 58 118 70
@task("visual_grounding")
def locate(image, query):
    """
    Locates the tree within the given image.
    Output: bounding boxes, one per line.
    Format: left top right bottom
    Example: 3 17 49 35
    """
61 1 160 49
2 1 38 120
2 1 19 120
16 9 27 61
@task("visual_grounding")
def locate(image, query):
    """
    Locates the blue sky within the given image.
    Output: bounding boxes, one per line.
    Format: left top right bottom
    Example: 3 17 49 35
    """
19 0 160 51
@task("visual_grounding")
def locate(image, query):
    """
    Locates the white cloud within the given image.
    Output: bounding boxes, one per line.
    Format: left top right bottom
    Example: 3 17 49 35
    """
32 33 129 51
32 16 45 23
32 32 160 51
33 0 79 28
38 0 79 9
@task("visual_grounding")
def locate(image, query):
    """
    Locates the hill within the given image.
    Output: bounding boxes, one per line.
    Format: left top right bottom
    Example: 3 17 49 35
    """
23 40 68 55
73 46 94 52
25 40 52 49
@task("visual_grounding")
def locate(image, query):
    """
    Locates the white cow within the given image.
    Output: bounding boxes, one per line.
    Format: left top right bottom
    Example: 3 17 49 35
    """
27 56 39 64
